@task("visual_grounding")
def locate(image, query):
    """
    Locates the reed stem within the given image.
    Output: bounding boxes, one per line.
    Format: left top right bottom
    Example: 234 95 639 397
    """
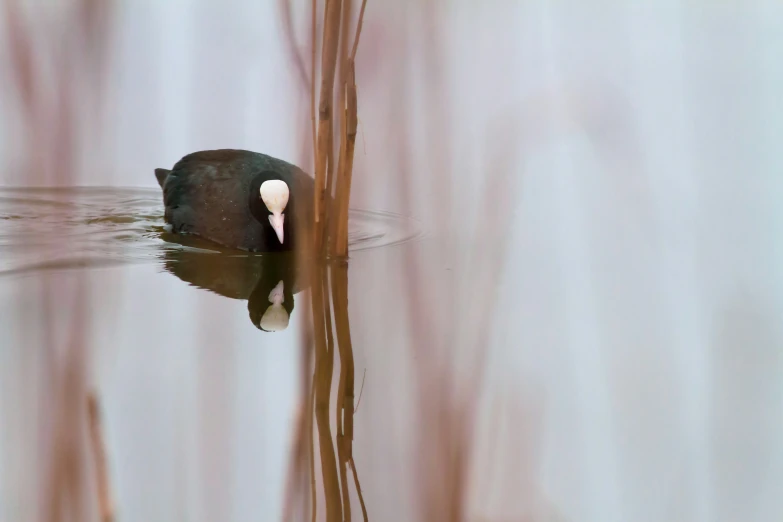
334 64 357 257
87 393 114 522
310 0 318 159
310 0 368 257
313 0 344 255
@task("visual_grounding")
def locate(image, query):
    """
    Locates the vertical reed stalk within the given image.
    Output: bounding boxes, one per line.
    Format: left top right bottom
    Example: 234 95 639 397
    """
329 0 352 257
349 458 369 522
334 64 358 257
313 0 344 255
311 0 318 157
311 265 343 522
307 0 367 257
331 262 358 519
87 393 114 522
289 257 368 522
284 1 370 520
5 2 114 521
333 0 366 257
309 371 318 522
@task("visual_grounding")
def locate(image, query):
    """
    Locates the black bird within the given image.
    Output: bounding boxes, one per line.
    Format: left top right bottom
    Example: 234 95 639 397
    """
155 149 314 252
160 248 307 332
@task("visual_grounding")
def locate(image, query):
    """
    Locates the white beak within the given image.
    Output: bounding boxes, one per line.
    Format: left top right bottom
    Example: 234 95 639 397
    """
269 213 285 244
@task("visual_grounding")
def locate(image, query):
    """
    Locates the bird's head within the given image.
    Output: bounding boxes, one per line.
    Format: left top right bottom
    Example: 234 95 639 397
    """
259 179 290 244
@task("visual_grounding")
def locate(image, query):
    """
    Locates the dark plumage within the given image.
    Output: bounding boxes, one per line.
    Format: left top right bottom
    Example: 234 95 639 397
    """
155 149 314 252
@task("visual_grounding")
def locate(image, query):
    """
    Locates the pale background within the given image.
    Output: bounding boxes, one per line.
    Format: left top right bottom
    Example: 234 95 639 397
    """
2 1 783 521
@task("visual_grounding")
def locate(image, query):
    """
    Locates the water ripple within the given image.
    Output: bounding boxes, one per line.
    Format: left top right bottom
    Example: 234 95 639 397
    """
0 187 423 276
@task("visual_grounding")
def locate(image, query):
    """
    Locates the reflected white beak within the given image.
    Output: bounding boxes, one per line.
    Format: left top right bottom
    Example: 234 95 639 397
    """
260 281 289 332
268 280 285 305
260 304 289 331
269 213 285 244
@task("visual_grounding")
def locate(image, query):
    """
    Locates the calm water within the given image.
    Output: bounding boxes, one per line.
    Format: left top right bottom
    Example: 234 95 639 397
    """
0 187 439 522
2 179 783 522
0 187 422 276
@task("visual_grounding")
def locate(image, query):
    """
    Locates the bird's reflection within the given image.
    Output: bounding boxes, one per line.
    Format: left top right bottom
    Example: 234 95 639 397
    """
159 243 308 331
160 235 368 518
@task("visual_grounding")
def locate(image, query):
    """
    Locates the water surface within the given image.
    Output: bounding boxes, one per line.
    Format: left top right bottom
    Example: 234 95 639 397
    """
1 181 783 522
0 186 436 522
0 187 422 277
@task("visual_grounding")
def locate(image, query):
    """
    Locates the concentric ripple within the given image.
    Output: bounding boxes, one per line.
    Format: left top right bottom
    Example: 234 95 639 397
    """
0 187 422 277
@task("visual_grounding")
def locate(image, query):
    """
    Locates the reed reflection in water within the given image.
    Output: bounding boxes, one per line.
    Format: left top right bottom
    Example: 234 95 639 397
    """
279 260 369 522
160 244 369 521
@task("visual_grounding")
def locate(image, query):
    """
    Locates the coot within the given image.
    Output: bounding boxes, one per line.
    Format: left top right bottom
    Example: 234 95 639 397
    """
155 149 315 252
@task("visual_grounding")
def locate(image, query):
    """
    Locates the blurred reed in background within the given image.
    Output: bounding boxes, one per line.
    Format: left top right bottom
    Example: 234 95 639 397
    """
281 0 536 520
5 1 783 521
2 0 543 521
4 1 116 521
